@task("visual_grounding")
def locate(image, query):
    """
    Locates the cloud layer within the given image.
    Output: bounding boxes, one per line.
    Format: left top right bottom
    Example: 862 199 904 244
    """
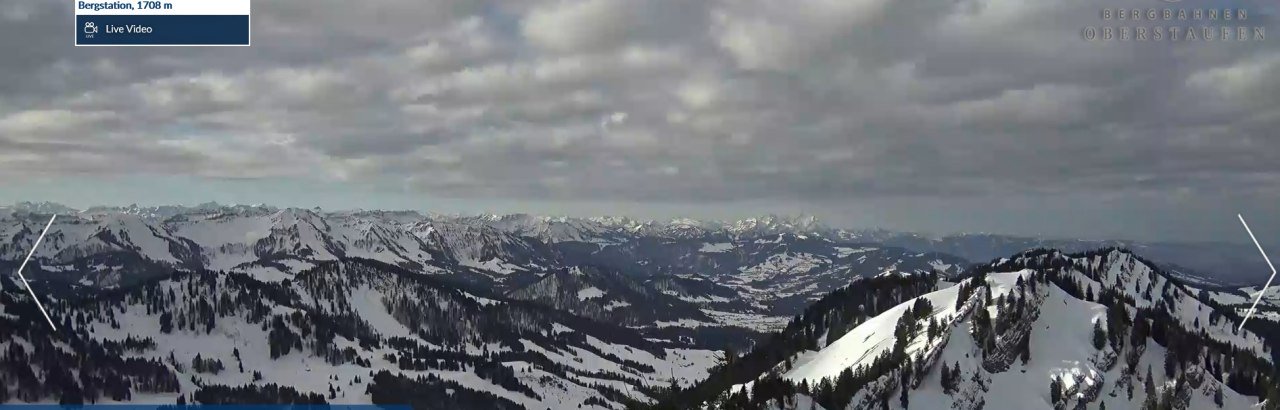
0 0 1277 239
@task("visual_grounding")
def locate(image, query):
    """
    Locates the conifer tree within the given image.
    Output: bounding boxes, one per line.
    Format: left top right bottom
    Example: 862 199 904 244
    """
1093 320 1107 350
1020 333 1032 365
1164 348 1178 379
940 362 953 393
900 373 910 408
973 306 993 353
1049 377 1062 405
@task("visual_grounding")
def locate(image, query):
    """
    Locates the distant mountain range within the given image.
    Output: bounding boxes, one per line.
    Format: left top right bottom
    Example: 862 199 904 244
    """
1 201 1267 287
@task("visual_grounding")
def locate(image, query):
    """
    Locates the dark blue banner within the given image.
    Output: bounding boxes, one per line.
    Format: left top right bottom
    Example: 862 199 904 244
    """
76 15 250 45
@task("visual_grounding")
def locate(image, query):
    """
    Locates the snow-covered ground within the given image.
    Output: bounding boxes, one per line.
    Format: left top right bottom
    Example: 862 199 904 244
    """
1 261 727 409
699 242 735 253
577 287 605 300
725 250 1273 410
783 273 979 384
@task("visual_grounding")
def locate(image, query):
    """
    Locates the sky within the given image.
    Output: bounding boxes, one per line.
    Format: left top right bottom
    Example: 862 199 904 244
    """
0 0 1277 243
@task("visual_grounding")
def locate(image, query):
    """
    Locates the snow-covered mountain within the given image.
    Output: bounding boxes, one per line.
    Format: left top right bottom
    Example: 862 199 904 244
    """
409 217 558 277
665 248 1280 410
1 206 552 291
6 202 1267 341
0 212 202 289
0 259 721 408
2 201 1277 409
452 212 1267 288
4 202 1260 287
0 204 975 400
0 204 969 326
462 214 629 244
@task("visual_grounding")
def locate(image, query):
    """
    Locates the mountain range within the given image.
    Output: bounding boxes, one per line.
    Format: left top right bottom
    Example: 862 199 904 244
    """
0 203 976 319
1 202 1277 409
661 248 1280 410
2 201 1267 287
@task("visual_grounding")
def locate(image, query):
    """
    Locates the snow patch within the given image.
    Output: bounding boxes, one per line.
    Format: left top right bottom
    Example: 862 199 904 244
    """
577 287 605 300
699 242 735 253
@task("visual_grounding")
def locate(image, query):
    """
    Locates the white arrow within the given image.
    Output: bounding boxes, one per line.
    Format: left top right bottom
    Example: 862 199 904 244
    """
1237 213 1276 331
15 214 59 331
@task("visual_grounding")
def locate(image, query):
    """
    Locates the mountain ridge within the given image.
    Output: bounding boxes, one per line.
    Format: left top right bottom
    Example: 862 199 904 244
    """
659 247 1280 410
2 201 1262 286
1 204 970 319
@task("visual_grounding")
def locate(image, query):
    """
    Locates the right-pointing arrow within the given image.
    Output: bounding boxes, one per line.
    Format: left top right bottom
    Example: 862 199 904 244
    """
1237 213 1277 331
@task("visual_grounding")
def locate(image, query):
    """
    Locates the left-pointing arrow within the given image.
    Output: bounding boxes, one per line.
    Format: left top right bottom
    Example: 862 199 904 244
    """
15 214 59 331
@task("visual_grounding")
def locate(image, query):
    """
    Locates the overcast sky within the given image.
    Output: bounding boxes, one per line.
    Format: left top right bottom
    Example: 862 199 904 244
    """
0 0 1277 243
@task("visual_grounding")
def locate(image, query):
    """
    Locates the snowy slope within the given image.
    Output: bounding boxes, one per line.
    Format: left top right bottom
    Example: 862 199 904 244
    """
1000 249 1273 358
325 212 441 270
0 260 722 408
681 248 1278 410
408 219 557 276
166 208 350 282
783 275 974 384
1209 285 1280 323
1 213 192 265
896 285 1261 410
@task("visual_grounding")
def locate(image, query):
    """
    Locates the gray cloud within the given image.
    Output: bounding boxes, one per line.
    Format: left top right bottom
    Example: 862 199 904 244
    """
0 0 1278 241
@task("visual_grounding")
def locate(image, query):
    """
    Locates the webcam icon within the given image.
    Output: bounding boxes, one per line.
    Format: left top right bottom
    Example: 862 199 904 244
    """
83 21 98 35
